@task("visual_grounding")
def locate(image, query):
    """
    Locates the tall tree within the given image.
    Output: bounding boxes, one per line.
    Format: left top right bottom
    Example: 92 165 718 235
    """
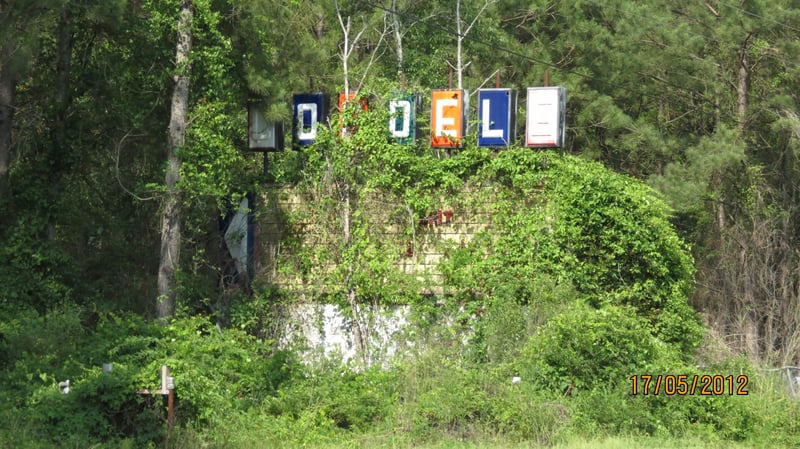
157 0 193 319
0 0 63 203
453 0 495 89
0 36 12 204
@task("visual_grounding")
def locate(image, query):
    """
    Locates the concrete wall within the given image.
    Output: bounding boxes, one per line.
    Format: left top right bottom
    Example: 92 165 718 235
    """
254 186 499 296
253 185 498 366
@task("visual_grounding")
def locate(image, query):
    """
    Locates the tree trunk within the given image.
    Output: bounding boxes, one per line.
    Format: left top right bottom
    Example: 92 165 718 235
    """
47 5 74 241
736 33 751 131
342 186 367 367
456 0 463 89
0 45 14 204
157 0 193 319
0 0 11 203
391 0 404 77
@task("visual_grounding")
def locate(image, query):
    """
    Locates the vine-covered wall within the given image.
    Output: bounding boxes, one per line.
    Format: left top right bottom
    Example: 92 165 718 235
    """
251 148 703 365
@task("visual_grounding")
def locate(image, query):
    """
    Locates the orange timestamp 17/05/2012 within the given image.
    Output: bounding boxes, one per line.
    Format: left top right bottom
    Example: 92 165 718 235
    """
630 374 749 396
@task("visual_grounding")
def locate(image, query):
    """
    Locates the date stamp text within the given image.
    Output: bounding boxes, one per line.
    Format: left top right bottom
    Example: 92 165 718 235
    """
630 374 749 396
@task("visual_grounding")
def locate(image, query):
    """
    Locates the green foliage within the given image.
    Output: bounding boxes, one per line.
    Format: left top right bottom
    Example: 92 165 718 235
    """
0 306 87 406
389 330 571 446
8 0 800 447
649 125 746 215
139 316 297 424
0 309 297 447
570 359 775 443
521 304 669 393
0 217 74 312
0 307 160 447
440 148 702 353
29 365 162 447
291 94 438 307
267 364 397 432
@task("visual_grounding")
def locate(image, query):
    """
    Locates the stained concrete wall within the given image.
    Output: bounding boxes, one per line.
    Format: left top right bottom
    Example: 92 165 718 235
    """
253 185 498 366
254 186 498 297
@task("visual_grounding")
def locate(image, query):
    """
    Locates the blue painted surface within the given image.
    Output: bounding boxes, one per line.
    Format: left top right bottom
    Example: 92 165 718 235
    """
478 88 517 147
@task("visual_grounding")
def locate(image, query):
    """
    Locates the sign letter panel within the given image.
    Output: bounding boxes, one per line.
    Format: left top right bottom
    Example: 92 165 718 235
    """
389 92 416 145
247 103 284 151
293 93 328 148
478 89 517 147
338 92 369 136
525 87 567 148
431 89 468 148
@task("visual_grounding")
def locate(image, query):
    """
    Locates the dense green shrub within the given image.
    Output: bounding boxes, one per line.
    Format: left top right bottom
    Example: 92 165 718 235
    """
0 217 75 313
0 306 88 407
441 149 703 354
132 315 298 424
519 303 669 393
0 308 161 447
266 364 397 432
29 365 162 447
0 309 298 447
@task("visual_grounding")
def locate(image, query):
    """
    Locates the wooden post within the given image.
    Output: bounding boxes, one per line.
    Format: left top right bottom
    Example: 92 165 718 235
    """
495 70 501 88
136 365 177 433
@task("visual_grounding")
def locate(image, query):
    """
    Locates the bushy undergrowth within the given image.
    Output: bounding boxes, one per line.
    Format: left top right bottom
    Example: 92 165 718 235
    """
0 308 298 447
2 149 799 448
2 302 800 448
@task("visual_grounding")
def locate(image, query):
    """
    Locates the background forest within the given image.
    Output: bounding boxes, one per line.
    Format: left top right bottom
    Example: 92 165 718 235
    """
3 0 800 447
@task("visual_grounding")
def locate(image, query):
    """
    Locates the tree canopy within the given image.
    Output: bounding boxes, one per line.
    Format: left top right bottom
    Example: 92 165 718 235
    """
2 0 800 381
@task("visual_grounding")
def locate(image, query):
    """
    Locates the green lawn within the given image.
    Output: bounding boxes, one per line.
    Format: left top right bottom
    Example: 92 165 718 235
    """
200 434 770 449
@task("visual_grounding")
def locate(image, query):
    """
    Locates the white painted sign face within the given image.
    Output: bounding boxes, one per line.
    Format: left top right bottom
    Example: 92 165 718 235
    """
225 197 250 277
435 99 457 137
389 92 416 145
526 87 566 148
481 99 504 139
292 93 327 147
248 103 283 151
281 87 567 148
389 100 412 138
296 102 318 141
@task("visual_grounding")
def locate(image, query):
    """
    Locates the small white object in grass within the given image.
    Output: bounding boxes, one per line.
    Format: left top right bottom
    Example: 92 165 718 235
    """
58 379 70 394
512 376 521 384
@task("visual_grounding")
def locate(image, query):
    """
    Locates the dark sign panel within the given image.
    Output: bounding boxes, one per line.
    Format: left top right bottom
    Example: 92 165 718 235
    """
389 92 416 145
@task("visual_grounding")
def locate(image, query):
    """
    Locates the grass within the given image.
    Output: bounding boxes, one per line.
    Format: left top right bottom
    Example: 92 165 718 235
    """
315 437 772 449
188 434 774 449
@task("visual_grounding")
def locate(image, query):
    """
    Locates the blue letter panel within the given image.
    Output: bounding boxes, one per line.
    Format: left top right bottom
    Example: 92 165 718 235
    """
478 89 517 147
